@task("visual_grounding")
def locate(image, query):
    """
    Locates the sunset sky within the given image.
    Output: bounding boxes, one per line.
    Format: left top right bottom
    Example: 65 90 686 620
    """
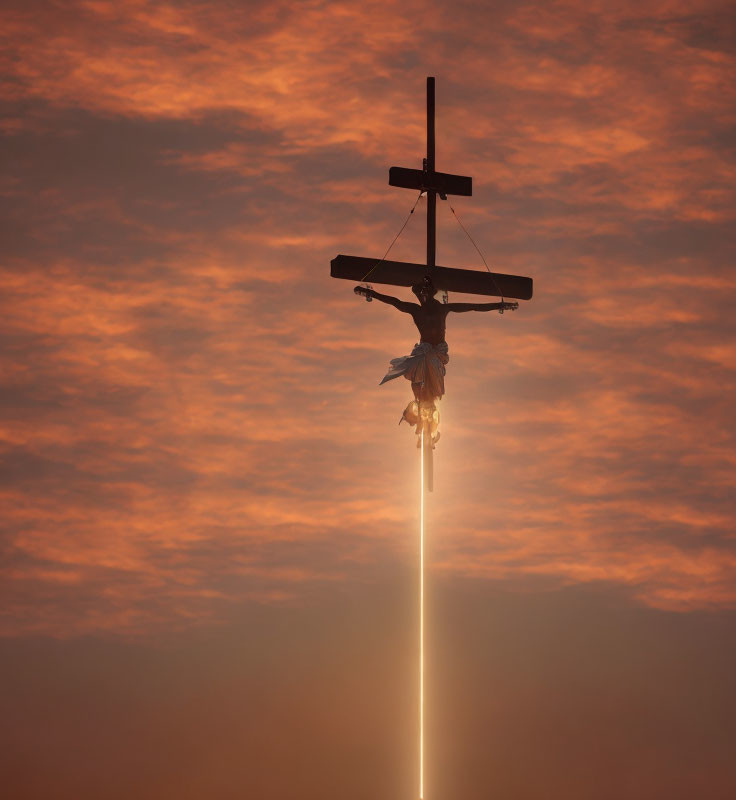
1 1 735 797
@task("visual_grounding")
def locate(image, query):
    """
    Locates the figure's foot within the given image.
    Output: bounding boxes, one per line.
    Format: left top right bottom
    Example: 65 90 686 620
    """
418 401 439 431
416 428 441 447
407 400 441 446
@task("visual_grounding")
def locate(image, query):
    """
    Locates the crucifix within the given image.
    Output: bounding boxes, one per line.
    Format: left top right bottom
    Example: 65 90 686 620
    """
330 77 533 491
330 78 533 800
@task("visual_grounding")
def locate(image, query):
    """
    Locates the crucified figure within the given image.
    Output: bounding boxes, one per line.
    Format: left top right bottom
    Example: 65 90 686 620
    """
355 275 517 443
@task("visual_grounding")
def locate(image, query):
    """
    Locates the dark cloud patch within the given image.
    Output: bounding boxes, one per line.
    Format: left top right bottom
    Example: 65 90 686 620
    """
618 10 736 54
0 103 290 267
0 440 199 501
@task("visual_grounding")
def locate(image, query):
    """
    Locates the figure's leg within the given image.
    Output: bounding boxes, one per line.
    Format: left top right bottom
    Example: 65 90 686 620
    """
413 382 436 403
416 392 439 447
429 398 440 446
402 382 423 436
401 388 420 428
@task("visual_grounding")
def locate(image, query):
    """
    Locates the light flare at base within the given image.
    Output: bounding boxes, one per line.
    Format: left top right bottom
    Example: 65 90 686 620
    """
419 430 425 800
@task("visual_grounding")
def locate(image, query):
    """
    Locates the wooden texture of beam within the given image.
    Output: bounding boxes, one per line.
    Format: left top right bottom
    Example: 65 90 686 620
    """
388 167 472 197
330 254 533 300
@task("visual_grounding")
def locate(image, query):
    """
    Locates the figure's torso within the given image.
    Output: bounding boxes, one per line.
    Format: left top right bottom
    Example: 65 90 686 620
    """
411 300 447 345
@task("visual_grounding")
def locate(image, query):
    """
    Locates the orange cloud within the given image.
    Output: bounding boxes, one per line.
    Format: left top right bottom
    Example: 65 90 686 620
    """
1 0 735 635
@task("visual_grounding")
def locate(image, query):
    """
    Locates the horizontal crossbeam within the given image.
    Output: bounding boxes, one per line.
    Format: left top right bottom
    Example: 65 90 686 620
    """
389 167 472 197
331 254 533 300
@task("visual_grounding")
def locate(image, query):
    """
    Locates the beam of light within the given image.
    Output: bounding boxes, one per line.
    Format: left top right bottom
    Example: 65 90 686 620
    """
419 431 424 800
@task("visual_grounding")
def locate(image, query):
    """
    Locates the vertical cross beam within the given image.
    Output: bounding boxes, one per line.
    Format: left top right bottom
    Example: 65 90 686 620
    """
426 77 436 270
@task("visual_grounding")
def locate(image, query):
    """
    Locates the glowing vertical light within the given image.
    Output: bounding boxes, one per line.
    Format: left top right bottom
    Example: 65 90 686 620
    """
419 431 425 800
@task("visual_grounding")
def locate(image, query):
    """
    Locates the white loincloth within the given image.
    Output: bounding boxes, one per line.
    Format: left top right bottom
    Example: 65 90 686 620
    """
379 341 450 399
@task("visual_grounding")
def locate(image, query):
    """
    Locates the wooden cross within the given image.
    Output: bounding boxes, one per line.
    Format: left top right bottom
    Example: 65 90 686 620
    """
330 77 533 301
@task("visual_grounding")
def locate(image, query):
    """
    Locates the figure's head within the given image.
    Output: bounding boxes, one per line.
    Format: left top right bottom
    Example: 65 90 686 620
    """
412 276 437 304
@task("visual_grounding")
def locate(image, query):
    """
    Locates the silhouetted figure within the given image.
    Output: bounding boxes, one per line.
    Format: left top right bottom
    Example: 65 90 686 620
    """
355 275 517 443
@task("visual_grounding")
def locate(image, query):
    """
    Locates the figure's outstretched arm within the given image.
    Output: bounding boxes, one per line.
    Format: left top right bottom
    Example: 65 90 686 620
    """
354 286 415 313
445 300 518 313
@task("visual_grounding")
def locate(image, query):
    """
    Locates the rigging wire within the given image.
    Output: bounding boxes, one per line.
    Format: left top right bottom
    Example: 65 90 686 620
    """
360 191 424 282
448 202 506 303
